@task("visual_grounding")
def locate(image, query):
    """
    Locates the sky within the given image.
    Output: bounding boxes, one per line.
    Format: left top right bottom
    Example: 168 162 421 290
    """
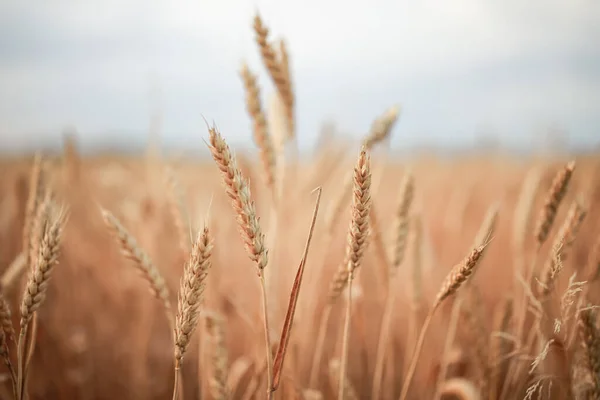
0 0 599 154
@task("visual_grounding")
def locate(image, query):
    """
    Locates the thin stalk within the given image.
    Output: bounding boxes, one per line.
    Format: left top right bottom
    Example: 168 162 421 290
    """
403 305 420 375
22 315 38 396
433 298 463 400
338 270 354 400
501 249 540 398
259 273 274 400
265 193 280 341
16 326 28 400
399 305 437 400
309 304 332 388
198 326 206 400
172 360 180 400
371 282 397 400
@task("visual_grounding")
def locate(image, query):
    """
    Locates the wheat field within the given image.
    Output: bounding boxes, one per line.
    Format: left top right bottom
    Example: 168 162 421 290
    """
0 13 599 400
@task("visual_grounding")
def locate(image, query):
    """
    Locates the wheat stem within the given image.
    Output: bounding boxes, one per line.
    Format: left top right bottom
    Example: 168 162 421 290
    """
399 305 436 400
309 305 332 389
338 269 354 400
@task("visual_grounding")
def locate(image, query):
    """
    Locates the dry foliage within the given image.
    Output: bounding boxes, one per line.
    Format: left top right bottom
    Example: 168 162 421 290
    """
0 12 599 400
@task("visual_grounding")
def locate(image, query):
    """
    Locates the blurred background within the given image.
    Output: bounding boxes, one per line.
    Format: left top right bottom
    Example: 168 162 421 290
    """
1 0 599 155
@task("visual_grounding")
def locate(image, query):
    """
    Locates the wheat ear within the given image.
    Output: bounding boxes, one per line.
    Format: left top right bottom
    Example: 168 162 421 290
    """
17 201 68 400
240 63 276 193
206 124 273 400
172 225 213 400
276 39 295 143
534 160 575 247
253 14 294 142
101 209 174 329
338 146 371 400
362 105 400 150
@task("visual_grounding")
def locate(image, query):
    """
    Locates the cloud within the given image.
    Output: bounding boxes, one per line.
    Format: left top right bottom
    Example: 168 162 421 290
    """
0 0 598 152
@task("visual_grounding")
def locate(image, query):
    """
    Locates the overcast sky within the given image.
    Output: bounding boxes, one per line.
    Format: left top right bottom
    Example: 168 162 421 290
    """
0 0 599 153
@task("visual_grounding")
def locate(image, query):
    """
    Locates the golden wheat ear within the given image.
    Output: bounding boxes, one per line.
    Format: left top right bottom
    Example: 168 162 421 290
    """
338 146 372 400
240 62 276 194
172 225 213 400
101 208 173 321
534 160 575 247
205 124 275 399
17 200 69 400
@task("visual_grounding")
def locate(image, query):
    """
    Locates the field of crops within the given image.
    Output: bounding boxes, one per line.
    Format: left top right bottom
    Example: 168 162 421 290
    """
0 13 599 400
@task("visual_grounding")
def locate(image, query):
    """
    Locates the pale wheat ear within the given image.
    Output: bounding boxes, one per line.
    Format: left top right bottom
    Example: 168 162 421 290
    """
534 160 575 247
240 61 276 193
338 146 372 400
100 208 174 331
172 224 213 400
206 125 274 399
17 198 69 400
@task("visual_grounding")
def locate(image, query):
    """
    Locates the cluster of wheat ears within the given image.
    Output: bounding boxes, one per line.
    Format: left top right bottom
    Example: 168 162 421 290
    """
0 13 599 400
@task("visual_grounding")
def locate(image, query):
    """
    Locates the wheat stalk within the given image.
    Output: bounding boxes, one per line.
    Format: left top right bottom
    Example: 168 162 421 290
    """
172 225 213 400
206 124 273 400
399 243 488 400
17 201 68 400
338 146 371 400
372 171 414 400
271 187 321 394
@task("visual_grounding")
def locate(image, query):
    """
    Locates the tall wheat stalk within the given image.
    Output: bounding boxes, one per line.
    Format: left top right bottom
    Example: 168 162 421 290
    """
17 199 68 400
372 171 413 400
338 146 372 400
399 243 488 400
172 225 213 400
206 124 273 400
